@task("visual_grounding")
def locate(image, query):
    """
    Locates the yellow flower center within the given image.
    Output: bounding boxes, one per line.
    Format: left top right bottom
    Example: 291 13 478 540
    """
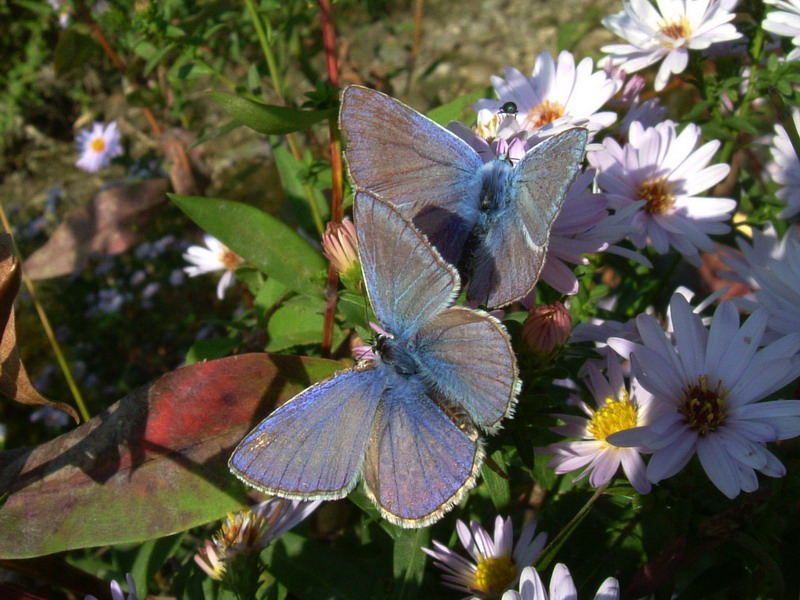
587 390 638 442
221 247 242 271
638 177 675 214
474 554 516 595
476 113 501 142
679 375 728 435
525 99 565 129
90 137 107 152
658 15 692 41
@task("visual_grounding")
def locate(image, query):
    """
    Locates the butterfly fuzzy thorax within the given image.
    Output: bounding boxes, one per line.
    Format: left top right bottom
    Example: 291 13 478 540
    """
340 85 588 308
229 192 519 528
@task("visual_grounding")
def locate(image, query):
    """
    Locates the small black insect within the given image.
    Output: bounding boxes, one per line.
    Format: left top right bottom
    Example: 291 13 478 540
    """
498 101 518 115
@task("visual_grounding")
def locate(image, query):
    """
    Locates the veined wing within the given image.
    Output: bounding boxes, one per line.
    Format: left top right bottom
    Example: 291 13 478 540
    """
229 365 382 500
354 191 459 338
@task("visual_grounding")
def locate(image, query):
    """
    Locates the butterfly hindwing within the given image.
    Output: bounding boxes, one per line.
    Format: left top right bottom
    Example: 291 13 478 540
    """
354 190 459 337
229 365 382 499
362 375 482 527
415 306 519 430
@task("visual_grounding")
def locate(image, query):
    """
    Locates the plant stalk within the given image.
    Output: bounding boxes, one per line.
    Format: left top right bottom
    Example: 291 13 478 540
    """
0 205 90 422
318 0 343 358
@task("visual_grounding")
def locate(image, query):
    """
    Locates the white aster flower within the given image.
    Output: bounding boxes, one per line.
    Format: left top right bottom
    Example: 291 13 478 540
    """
768 107 800 218
423 515 547 599
183 234 243 300
589 120 735 266
502 564 619 600
721 224 800 340
194 498 321 581
763 0 800 61
75 121 123 172
528 169 648 298
86 574 138 600
601 0 743 91
541 354 659 494
474 51 619 139
607 293 800 499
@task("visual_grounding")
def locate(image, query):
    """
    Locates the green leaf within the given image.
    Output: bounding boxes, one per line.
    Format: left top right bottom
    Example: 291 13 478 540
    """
266 295 342 352
273 144 329 233
264 532 376 600
255 277 290 323
426 86 493 126
129 533 185 595
392 527 430 600
169 194 326 297
0 354 342 558
208 92 336 135
184 337 239 365
481 449 511 512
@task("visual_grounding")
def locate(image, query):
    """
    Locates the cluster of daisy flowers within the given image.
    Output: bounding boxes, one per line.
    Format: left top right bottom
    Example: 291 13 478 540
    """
417 1 800 596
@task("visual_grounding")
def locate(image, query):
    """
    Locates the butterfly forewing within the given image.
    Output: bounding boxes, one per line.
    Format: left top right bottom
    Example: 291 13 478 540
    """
341 86 484 212
362 376 482 527
354 191 459 338
229 366 382 499
513 128 587 247
341 86 484 266
415 306 519 430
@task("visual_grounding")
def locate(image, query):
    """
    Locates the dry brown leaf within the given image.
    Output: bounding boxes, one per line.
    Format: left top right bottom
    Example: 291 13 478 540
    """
0 234 79 423
24 178 169 280
160 128 210 196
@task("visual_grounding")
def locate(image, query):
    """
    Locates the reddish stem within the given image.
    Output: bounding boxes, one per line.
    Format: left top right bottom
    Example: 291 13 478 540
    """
74 0 163 137
319 0 343 358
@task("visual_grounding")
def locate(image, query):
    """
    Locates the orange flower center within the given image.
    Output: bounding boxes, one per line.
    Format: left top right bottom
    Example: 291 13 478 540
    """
658 16 691 41
525 99 565 129
221 247 242 271
638 177 675 214
90 137 107 152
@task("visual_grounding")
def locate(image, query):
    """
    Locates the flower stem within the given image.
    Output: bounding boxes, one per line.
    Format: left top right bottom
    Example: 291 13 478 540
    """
718 26 765 165
534 485 606 572
0 205 90 422
73 0 163 138
244 0 326 238
318 0 343 358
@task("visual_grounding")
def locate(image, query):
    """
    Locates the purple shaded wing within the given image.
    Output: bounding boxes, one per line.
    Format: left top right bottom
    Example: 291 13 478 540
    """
354 191 459 337
363 374 482 527
340 85 484 266
229 365 382 499
466 129 587 307
416 306 519 431
513 128 587 247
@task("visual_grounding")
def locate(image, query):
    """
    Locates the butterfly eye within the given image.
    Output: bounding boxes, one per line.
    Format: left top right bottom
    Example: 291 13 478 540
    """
498 102 518 115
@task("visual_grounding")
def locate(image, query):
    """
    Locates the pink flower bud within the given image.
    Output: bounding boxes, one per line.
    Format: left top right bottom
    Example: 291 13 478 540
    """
322 219 360 281
522 302 572 356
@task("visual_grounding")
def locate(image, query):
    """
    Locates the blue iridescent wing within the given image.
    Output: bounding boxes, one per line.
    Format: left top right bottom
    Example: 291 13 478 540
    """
362 373 483 528
229 365 382 499
340 85 484 266
467 128 587 307
513 128 587 249
415 306 519 431
354 191 459 338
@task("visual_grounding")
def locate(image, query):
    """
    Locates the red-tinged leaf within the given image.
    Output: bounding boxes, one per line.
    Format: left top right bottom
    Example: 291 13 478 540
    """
0 235 78 423
23 179 169 280
0 353 342 559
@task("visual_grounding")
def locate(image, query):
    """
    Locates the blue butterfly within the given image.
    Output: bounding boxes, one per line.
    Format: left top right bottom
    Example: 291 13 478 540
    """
229 191 519 528
340 85 588 308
